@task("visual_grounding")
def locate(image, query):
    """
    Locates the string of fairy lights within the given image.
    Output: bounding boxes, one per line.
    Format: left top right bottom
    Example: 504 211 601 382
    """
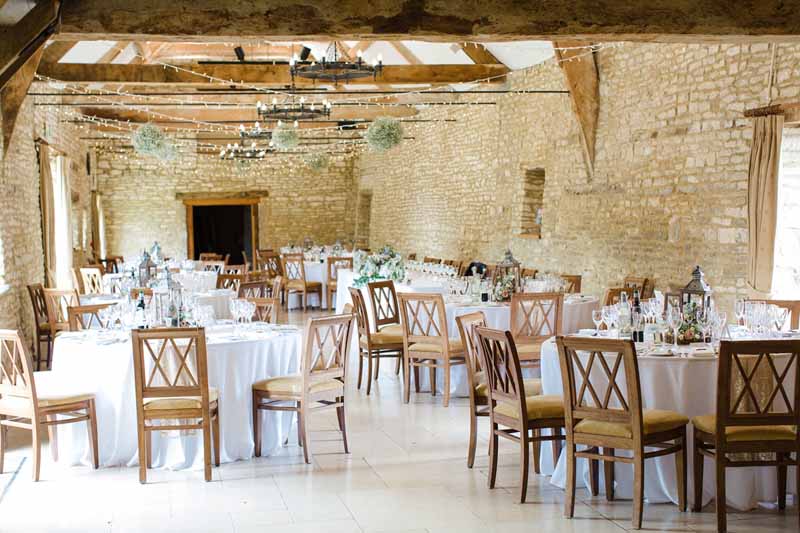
33 41 623 165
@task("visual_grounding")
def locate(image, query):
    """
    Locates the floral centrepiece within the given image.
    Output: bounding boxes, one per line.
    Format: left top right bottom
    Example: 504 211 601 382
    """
353 245 405 286
492 273 516 302
664 301 705 345
365 117 403 152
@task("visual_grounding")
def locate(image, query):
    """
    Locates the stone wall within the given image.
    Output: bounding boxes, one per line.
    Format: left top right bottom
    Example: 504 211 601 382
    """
357 42 800 311
95 146 358 261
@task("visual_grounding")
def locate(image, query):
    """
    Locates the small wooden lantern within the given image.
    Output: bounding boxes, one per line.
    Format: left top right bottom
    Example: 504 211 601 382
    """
494 249 522 291
681 265 712 310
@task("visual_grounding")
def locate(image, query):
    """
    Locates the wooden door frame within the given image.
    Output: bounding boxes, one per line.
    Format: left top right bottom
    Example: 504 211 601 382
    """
181 195 262 260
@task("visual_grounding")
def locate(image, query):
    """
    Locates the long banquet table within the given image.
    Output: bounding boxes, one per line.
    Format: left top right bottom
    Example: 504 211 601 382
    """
538 336 798 511
51 325 302 470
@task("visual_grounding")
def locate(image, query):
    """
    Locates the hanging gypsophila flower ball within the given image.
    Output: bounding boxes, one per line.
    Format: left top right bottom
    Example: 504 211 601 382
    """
131 123 176 161
304 153 329 172
365 117 403 152
271 124 299 150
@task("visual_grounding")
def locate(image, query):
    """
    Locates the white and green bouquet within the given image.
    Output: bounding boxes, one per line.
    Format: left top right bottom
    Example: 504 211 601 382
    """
353 245 405 286
493 273 516 302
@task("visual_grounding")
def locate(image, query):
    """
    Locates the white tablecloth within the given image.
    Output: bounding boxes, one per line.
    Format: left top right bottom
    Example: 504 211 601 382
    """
173 271 218 293
195 288 235 320
51 325 302 470
539 337 798 511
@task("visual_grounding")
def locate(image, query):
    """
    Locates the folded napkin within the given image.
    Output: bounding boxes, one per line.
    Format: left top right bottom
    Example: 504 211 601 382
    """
690 346 716 358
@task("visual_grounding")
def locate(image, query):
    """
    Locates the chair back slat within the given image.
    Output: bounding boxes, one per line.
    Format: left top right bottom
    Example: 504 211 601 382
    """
474 326 527 415
603 287 634 306
301 314 354 386
556 336 643 440
43 288 81 334
327 256 353 284
398 293 448 347
131 328 209 403
256 251 283 278
201 260 225 274
27 284 49 329
367 280 400 328
67 303 113 331
0 330 37 408
510 292 563 345
80 267 104 295
716 340 800 432
623 276 647 294
247 297 279 323
224 264 248 275
216 273 244 291
281 254 306 282
561 275 582 294
238 280 269 298
349 288 371 340
455 312 487 391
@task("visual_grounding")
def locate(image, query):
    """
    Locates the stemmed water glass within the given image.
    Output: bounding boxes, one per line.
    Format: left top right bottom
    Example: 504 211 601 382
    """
734 298 746 326
666 305 682 350
592 309 603 336
772 306 789 333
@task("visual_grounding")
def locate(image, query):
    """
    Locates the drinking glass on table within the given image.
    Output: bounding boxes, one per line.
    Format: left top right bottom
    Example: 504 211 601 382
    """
772 306 789 333
734 298 746 326
666 305 682 350
591 309 603 335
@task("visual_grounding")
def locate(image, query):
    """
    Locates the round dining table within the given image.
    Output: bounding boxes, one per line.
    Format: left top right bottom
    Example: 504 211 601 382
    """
51 324 302 471
538 336 798 511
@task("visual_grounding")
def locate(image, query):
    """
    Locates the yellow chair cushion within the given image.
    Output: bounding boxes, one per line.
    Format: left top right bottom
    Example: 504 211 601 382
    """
476 378 542 398
575 409 688 439
143 388 218 411
692 414 797 442
360 329 403 347
516 342 543 357
378 323 403 336
408 339 464 354
494 394 564 420
252 375 342 395
286 280 322 290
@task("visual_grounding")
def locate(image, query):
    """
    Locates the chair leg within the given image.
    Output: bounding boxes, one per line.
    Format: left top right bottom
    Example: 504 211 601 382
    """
519 428 530 503
47 415 58 462
298 406 310 464
138 425 147 484
676 428 687 512
777 452 787 511
0 417 6 474
467 409 478 469
429 365 436 397
374 352 380 379
603 447 615 501
395 353 401 375
413 364 420 393
253 393 262 457
336 401 349 454
212 409 221 467
443 362 451 408
552 427 562 466
564 441 576 518
692 430 704 512
632 454 645 529
31 421 42 482
488 421 499 489
715 455 727 533
403 355 411 404
532 428 540 474
589 456 599 496
202 415 212 482
366 351 373 396
87 400 99 469
296 401 303 447
356 351 364 390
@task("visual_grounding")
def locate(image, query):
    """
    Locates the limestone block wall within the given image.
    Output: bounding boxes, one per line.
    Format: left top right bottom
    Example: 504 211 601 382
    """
95 147 358 261
357 43 800 311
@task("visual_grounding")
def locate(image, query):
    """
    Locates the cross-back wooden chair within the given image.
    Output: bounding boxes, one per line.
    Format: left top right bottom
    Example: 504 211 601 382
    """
555 336 688 529
246 297 280 323
71 268 85 294
351 288 403 395
216 273 245 292
0 329 98 481
131 327 220 483
43 288 81 340
79 267 105 295
256 250 282 279
692 339 800 533
27 284 52 370
745 299 800 330
99 256 122 274
67 303 114 331
561 274 582 294
198 253 223 262
521 268 538 279
641 278 656 299
475 326 565 503
252 313 354 463
281 254 321 310
509 292 563 367
603 287 634 306
238 280 269 299
366 280 404 378
623 276 648 295
201 260 225 274
223 264 248 276
422 256 441 264
398 293 466 407
326 256 353 310
130 288 154 305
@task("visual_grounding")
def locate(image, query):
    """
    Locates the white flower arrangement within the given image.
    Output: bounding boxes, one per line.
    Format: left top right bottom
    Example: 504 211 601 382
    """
272 125 299 149
132 123 176 161
304 152 329 171
365 117 403 152
353 245 405 286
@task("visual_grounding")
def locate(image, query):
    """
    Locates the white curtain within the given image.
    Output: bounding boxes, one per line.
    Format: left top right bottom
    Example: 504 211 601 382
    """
96 194 107 259
51 154 74 289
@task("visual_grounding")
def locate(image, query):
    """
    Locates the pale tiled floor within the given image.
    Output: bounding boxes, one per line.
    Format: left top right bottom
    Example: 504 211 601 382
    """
0 310 797 532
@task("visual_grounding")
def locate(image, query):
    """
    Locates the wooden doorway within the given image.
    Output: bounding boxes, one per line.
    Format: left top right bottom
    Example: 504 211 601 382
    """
181 194 263 261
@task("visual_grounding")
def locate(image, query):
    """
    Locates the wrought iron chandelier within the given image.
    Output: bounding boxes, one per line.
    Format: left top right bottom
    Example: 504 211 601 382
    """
238 122 271 140
290 42 382 85
219 141 270 160
256 96 332 121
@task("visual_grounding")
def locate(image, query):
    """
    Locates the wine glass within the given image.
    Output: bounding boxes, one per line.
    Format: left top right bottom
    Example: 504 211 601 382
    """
773 306 789 333
734 298 746 326
591 309 603 336
667 305 682 350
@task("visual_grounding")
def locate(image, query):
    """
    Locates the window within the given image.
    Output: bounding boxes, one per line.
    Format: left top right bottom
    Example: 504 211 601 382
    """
773 131 800 296
519 168 545 237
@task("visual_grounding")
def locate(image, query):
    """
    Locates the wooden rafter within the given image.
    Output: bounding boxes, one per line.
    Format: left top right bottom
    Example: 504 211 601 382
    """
553 40 599 177
0 0 59 89
391 42 421 64
96 41 128 64
37 62 508 86
346 41 372 59
461 43 505 66
2 46 45 153
41 40 77 64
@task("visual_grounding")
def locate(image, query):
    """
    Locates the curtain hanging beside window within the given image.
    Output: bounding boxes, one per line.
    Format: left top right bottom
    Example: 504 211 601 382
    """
38 143 57 286
51 154 74 289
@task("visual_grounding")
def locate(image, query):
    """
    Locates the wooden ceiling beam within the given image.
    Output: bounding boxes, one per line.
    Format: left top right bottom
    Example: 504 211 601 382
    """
37 62 508 85
41 40 77 64
461 43 505 66
96 41 128 64
391 42 422 64
2 46 45 153
56 0 800 43
1 0 59 88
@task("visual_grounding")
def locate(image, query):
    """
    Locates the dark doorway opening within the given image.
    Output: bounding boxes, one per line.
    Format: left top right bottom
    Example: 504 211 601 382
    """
192 205 252 263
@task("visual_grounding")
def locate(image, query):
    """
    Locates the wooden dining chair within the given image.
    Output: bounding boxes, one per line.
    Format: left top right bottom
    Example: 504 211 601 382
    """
256 250 283 279
641 278 656 299
67 303 114 331
366 280 404 375
252 313 354 463
422 256 441 264
455 311 548 469
79 267 105 295
561 274 582 294
745 299 800 330
521 268 538 279
509 292 563 367
555 335 689 529
201 260 225 274
623 276 648 295
130 287 154 305
99 255 122 274
475 326 566 502
246 297 280 323
27 284 52 371
326 256 354 310
281 254 322 310
603 287 635 306
223 264 248 275
131 327 220 483
71 268 85 294
351 288 403 395
241 250 250 270
398 293 466 407
0 329 99 481
216 273 245 292
198 253 223 262
43 288 81 340
238 279 269 299
691 339 800 533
